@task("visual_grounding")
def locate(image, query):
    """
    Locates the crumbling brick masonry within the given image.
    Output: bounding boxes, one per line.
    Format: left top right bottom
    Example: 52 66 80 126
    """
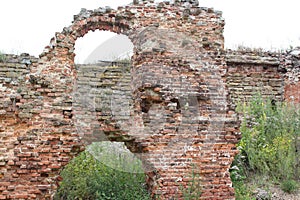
0 0 299 199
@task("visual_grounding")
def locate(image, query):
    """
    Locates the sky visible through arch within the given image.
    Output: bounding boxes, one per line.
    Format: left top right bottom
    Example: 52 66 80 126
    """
0 0 300 63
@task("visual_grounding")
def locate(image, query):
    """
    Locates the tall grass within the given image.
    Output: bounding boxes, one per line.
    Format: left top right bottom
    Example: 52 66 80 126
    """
180 165 202 200
236 94 300 180
231 94 300 198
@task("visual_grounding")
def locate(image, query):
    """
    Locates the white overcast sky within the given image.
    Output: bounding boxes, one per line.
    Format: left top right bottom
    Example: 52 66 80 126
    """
1 0 300 63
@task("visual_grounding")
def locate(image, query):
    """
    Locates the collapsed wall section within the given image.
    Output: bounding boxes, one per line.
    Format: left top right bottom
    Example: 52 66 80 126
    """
0 54 68 199
0 54 41 199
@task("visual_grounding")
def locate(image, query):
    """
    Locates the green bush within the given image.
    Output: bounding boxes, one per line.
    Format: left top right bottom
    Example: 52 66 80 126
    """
281 179 299 193
231 94 300 197
232 181 255 200
54 142 151 200
230 154 254 200
236 94 300 181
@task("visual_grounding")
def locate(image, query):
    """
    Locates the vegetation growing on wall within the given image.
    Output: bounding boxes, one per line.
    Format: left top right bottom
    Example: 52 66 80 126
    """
231 94 300 199
180 165 202 200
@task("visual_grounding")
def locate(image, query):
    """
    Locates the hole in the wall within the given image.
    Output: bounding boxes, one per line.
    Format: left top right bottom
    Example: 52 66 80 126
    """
72 30 134 141
72 30 134 143
40 173 49 178
74 30 133 64
59 30 150 199
141 99 152 113
55 142 150 199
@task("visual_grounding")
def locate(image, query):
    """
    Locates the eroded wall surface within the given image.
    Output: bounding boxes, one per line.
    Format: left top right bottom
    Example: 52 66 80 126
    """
226 50 284 104
0 0 299 199
226 48 300 105
282 48 300 103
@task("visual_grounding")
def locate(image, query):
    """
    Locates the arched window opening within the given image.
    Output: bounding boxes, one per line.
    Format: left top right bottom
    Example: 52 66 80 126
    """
72 30 134 144
55 31 150 199
74 30 133 64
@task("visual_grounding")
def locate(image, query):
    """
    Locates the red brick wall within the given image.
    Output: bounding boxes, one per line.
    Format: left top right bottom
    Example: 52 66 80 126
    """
2 16 300 200
0 1 241 199
284 83 300 103
282 48 300 103
226 50 284 104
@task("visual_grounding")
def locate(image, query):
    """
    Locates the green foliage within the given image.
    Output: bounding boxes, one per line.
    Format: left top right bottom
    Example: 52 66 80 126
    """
230 155 254 200
175 164 202 200
54 142 151 200
86 142 144 174
231 94 300 197
230 153 247 183
281 179 299 194
232 181 255 200
236 94 300 180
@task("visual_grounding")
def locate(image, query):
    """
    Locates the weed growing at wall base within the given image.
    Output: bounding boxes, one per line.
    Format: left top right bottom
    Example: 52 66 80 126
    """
231 94 300 199
180 166 202 200
281 179 299 194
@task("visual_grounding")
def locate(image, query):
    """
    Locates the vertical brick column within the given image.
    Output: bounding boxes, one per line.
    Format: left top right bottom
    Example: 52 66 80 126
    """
128 4 240 197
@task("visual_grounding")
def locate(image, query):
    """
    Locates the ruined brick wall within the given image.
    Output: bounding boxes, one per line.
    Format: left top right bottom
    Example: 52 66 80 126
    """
226 50 284 104
281 47 300 103
1 1 298 200
74 62 133 143
0 1 241 199
0 54 43 199
225 48 300 105
0 54 132 199
0 54 63 199
126 2 240 199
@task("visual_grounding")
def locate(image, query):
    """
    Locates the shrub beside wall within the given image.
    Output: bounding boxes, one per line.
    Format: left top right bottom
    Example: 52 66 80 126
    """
54 143 151 200
231 94 300 198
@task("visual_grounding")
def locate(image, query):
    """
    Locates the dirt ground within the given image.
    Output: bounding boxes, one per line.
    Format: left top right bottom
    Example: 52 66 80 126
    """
270 186 300 200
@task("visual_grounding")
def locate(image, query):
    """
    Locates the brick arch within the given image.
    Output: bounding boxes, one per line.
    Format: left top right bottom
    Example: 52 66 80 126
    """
38 6 133 74
0 1 240 199
35 5 136 144
0 6 137 200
